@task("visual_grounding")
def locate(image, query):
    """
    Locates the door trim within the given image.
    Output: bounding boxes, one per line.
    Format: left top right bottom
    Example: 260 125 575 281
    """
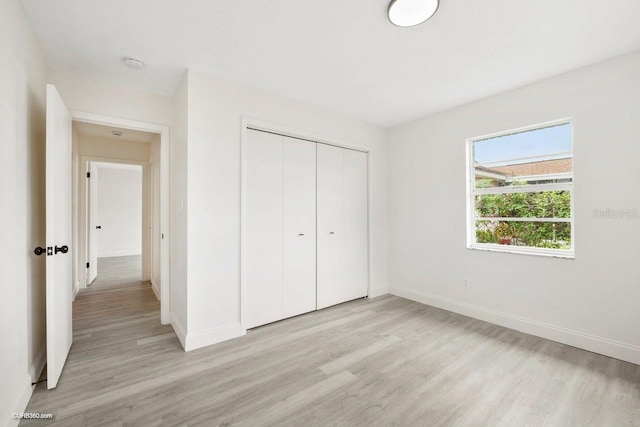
71 111 171 325
240 117 373 331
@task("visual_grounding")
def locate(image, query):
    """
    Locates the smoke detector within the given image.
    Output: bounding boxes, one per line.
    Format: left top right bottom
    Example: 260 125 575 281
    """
122 57 145 70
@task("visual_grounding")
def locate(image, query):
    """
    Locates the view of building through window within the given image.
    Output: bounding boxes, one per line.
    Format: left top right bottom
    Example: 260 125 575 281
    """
469 122 573 255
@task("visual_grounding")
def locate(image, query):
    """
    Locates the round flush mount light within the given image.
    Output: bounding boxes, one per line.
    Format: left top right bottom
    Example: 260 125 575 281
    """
388 0 439 27
122 56 145 70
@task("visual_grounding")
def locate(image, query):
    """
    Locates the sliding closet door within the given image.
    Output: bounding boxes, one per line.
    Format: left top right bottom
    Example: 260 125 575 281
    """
244 130 284 328
317 144 368 309
342 149 369 301
283 137 317 318
317 144 345 309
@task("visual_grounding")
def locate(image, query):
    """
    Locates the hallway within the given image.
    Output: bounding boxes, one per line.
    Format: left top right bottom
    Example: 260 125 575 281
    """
89 255 144 291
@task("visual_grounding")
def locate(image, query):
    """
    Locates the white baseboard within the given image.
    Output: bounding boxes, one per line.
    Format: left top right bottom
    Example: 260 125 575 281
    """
368 286 389 299
73 280 79 300
29 346 46 384
184 323 246 352
151 281 160 301
171 313 187 351
2 373 34 426
390 286 640 366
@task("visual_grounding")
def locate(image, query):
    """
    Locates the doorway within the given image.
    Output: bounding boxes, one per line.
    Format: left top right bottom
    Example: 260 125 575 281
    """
87 162 144 289
71 115 171 324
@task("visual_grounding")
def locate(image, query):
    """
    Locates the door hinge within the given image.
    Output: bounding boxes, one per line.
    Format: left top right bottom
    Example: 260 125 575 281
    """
86 262 90 268
86 172 91 178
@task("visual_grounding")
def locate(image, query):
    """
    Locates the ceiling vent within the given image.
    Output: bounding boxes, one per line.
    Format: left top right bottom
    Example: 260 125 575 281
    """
122 56 145 70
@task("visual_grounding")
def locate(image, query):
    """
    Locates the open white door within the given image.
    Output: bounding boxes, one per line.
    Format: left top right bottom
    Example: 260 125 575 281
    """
46 84 73 389
87 162 98 283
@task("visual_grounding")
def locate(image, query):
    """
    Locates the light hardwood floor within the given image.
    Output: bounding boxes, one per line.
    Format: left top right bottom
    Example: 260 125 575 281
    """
23 271 640 425
88 255 143 290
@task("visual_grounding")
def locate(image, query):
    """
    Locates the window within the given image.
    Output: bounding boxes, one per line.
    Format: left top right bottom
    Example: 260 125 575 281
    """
467 120 574 257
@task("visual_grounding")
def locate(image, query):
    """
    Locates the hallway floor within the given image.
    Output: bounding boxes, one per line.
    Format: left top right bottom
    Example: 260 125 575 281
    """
89 255 143 291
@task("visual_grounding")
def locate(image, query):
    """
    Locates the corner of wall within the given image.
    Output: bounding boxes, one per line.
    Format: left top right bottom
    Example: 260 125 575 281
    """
28 346 46 385
171 313 188 351
151 280 160 301
183 323 246 352
369 286 390 299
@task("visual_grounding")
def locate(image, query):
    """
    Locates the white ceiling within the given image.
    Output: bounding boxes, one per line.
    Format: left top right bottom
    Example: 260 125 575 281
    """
21 0 640 127
74 121 155 143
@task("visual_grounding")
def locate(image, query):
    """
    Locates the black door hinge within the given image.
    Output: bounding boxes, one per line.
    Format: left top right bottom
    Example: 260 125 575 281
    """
86 172 91 178
86 262 90 268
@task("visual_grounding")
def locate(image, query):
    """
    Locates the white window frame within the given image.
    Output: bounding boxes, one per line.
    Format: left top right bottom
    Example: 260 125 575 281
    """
466 118 575 258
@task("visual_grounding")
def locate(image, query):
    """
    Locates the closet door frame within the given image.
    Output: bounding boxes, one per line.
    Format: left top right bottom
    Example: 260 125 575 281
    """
240 118 373 331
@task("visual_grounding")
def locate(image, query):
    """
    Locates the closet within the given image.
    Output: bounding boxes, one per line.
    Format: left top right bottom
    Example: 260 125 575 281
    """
316 144 369 309
243 128 369 329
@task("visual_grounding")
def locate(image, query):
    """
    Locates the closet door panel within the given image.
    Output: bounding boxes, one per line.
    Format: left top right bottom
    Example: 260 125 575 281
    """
343 149 369 301
316 144 344 310
283 137 317 318
244 130 284 328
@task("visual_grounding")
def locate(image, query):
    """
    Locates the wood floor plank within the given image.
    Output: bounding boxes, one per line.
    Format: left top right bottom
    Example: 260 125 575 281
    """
21 255 640 426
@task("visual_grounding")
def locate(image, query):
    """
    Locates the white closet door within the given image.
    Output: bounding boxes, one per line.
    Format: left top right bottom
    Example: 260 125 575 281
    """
282 137 317 318
317 144 345 309
244 130 284 328
342 149 369 301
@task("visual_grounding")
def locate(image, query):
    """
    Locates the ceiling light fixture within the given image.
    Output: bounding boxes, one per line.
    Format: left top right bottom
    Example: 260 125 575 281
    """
388 0 439 27
122 56 145 70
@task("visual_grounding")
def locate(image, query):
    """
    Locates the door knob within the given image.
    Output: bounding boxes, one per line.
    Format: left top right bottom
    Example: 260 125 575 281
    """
35 246 54 256
55 245 69 255
96 225 102 229
329 232 335 235
298 233 304 236
33 247 47 256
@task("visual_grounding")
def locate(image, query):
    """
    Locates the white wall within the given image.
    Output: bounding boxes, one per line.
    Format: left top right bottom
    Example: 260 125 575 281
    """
181 69 389 350
150 135 162 296
77 134 151 162
96 165 143 258
388 50 640 365
170 72 189 346
0 0 49 423
50 70 173 126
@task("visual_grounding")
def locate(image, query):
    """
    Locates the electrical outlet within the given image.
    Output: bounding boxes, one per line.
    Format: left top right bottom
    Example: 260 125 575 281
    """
462 277 469 289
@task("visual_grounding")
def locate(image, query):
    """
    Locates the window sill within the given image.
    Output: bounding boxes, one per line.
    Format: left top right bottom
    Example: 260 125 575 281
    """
467 244 575 259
